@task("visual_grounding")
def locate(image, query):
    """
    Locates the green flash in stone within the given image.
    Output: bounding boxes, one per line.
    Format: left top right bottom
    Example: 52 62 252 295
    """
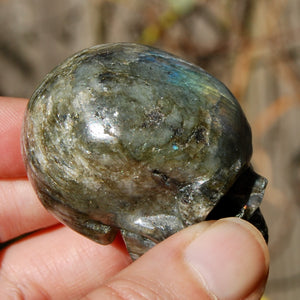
22 43 268 260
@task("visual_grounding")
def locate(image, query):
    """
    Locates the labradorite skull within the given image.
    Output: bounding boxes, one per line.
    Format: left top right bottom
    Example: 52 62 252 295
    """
22 43 267 260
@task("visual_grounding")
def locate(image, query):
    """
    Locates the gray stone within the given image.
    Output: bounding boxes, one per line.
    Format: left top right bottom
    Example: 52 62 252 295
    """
22 43 267 259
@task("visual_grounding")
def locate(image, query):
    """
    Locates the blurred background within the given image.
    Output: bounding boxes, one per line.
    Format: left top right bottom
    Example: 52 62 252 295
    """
0 0 299 298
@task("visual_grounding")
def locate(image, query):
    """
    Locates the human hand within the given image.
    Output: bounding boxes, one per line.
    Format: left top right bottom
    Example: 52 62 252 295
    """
0 97 269 299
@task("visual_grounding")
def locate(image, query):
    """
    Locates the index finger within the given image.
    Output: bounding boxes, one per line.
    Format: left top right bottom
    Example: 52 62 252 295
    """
0 97 27 178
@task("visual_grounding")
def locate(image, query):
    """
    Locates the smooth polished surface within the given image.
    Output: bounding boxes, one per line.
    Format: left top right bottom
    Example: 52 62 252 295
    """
22 43 267 259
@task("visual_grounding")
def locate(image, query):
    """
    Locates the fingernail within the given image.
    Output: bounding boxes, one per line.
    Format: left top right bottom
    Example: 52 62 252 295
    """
184 218 269 300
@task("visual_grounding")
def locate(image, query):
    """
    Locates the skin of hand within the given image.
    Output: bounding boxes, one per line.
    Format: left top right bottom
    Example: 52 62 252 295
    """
0 97 269 300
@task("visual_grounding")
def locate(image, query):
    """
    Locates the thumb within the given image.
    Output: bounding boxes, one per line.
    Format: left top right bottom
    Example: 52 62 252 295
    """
82 218 269 300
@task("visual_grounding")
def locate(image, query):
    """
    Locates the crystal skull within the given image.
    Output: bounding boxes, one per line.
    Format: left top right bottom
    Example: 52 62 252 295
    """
22 43 268 260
